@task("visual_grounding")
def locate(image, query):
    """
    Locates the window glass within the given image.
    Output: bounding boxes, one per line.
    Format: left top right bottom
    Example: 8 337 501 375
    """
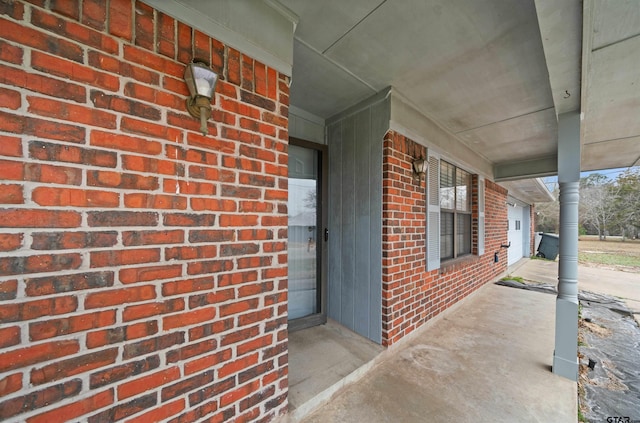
456 168 470 212
440 161 455 210
439 160 473 260
440 212 454 260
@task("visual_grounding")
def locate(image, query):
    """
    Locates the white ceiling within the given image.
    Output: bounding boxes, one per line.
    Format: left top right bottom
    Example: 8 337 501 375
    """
153 0 640 184
278 0 640 174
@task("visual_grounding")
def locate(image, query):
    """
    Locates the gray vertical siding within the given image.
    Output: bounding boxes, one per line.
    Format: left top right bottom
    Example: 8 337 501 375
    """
326 91 389 344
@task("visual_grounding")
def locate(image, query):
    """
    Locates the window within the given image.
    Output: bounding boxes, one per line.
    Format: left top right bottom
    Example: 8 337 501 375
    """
440 161 471 260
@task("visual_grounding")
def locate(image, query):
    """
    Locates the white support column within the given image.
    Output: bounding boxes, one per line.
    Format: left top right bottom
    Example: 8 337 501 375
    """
553 112 581 381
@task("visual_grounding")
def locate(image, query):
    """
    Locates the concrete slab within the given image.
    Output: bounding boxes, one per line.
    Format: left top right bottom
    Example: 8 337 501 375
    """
288 320 384 417
513 259 640 317
298 283 577 423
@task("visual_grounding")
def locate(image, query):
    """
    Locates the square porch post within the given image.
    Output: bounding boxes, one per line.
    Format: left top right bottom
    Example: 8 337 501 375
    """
553 111 581 381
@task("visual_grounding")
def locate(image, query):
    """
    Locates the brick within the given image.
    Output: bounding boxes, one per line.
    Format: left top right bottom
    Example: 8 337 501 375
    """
188 318 234 342
0 340 79 373
85 285 156 308
124 81 183 110
186 259 233 276
90 129 162 155
0 209 81 228
26 271 114 296
218 270 259 287
31 51 119 91
32 187 119 208
31 231 118 250
90 91 160 121
188 229 234 243
0 373 22 397
0 159 22 180
0 184 22 204
123 154 183 176
134 1 155 50
228 48 241 85
31 9 118 54
163 306 217 330
0 253 82 276
219 299 260 318
108 0 133 41
161 370 214 402
123 230 184 246
156 12 176 58
0 64 85 103
0 39 22 65
0 87 20 109
122 298 185 322
166 339 216 364
88 393 156 423
28 96 117 129
162 276 214 296
0 325 20 348
0 379 82 421
27 389 114 423
164 179 216 196
123 44 183 77
0 279 17 300
0 135 22 157
126 398 185 423
51 0 79 19
88 211 158 227
165 245 217 261
193 30 210 65
190 198 237 212
87 169 158 190
220 243 260 257
0 233 23 252
184 348 233 376
118 367 180 400
186 132 235 154
123 332 185 360
239 385 275 412
29 310 115 341
164 213 216 227
88 51 159 85
0 0 24 19
90 355 160 389
119 264 182 284
219 214 259 227
124 193 188 209
82 0 107 30
0 17 83 62
0 296 78 324
29 141 117 168
25 162 82 185
31 348 118 385
176 21 192 63
219 353 260 381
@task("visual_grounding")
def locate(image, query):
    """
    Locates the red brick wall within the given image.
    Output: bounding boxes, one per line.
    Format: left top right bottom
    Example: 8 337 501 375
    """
0 1 289 421
381 131 508 346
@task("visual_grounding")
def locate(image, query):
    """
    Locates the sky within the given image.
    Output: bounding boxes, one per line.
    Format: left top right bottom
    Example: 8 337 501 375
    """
543 166 636 191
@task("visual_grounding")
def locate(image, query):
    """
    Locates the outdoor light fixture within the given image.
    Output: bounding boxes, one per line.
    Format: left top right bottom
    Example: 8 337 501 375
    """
184 61 218 135
412 157 427 181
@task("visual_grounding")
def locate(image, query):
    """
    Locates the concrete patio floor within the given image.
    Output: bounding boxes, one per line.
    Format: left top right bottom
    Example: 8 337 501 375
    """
291 273 577 422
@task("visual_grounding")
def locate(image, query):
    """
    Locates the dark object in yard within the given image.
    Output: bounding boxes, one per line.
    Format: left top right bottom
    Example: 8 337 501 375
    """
588 358 597 370
536 233 559 260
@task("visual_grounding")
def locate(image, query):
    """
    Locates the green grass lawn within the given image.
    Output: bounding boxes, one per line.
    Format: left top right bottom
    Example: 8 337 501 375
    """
578 252 640 267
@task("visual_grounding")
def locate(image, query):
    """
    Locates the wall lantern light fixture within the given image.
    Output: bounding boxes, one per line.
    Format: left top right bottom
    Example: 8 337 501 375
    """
412 157 427 181
184 61 218 135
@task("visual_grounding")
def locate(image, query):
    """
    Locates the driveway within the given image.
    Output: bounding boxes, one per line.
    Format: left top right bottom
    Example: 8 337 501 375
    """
511 259 640 321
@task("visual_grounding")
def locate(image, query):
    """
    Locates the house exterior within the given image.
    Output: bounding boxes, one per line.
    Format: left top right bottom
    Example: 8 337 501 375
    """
1 0 638 422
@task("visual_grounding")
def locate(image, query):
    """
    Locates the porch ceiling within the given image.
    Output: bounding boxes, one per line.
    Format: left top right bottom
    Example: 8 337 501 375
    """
156 1 640 178
277 0 640 176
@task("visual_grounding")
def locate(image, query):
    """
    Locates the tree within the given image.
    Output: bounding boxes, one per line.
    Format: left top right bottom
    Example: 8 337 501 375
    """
535 183 559 233
579 173 619 240
611 168 640 239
